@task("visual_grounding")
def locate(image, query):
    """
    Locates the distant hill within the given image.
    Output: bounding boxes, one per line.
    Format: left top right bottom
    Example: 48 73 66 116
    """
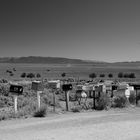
0 56 139 67
0 56 106 64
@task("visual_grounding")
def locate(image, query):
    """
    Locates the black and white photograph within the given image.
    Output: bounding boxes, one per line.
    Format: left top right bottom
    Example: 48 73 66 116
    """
0 0 140 139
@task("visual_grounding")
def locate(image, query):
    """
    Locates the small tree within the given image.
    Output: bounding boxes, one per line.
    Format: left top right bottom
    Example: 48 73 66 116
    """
118 72 123 78
123 73 130 78
36 73 41 78
89 73 97 80
13 68 16 71
100 74 105 78
108 73 113 78
27 73 35 79
129 73 136 78
21 72 26 78
61 72 66 77
10 73 14 76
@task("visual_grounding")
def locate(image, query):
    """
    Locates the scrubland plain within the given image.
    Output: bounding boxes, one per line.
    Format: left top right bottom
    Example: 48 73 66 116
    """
0 63 140 81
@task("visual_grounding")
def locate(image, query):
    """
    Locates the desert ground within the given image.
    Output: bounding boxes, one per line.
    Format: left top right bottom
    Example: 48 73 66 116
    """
1 63 140 80
1 108 140 140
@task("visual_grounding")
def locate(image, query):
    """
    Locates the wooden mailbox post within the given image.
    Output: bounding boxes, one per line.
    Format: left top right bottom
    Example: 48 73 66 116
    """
10 85 23 113
62 84 72 111
31 81 43 110
48 80 60 112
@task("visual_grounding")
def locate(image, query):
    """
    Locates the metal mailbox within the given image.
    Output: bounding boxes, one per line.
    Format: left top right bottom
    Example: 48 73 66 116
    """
62 84 72 91
95 85 102 92
10 85 23 95
132 85 140 90
31 81 43 91
48 80 60 89
112 85 118 91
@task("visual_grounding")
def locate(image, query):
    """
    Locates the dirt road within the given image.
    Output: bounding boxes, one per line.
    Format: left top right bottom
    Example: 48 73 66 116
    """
1 109 140 140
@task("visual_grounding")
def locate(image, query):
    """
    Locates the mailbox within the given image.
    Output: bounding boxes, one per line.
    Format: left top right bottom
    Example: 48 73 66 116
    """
76 85 83 90
31 81 43 91
106 85 112 91
112 85 118 91
132 85 140 90
95 85 102 92
62 84 72 91
48 80 61 89
48 82 57 89
10 85 23 95
82 85 91 91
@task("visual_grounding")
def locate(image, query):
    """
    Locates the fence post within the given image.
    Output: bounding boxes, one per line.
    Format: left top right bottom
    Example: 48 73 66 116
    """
53 91 56 112
65 91 69 111
136 89 138 105
37 91 41 110
14 95 18 114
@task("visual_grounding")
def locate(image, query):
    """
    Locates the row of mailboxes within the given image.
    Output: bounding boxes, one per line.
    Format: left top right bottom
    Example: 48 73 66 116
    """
48 81 72 91
9 81 73 95
76 84 118 93
9 81 43 95
9 81 121 95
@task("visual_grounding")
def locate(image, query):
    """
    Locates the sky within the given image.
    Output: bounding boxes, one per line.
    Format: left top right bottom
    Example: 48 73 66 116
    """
0 0 140 62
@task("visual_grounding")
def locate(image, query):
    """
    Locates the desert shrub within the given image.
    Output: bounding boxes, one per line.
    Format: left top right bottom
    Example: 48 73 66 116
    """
58 91 76 102
13 68 16 71
36 73 41 78
0 84 10 96
129 91 136 104
89 73 97 79
96 93 111 110
7 70 12 74
0 79 8 83
84 100 94 110
0 108 18 121
21 72 26 78
129 73 136 78
112 95 127 108
69 92 76 101
117 72 136 79
61 72 66 77
10 73 14 76
33 106 47 117
108 73 113 78
26 73 35 78
22 87 36 97
71 106 81 113
118 72 123 78
0 113 9 121
0 107 32 121
18 96 37 107
42 90 60 107
100 74 105 78
123 73 130 78
0 96 13 108
58 92 65 101
0 112 15 121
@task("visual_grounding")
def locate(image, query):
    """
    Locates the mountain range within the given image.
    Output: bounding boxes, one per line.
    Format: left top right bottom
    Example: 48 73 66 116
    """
0 56 139 66
0 56 106 64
